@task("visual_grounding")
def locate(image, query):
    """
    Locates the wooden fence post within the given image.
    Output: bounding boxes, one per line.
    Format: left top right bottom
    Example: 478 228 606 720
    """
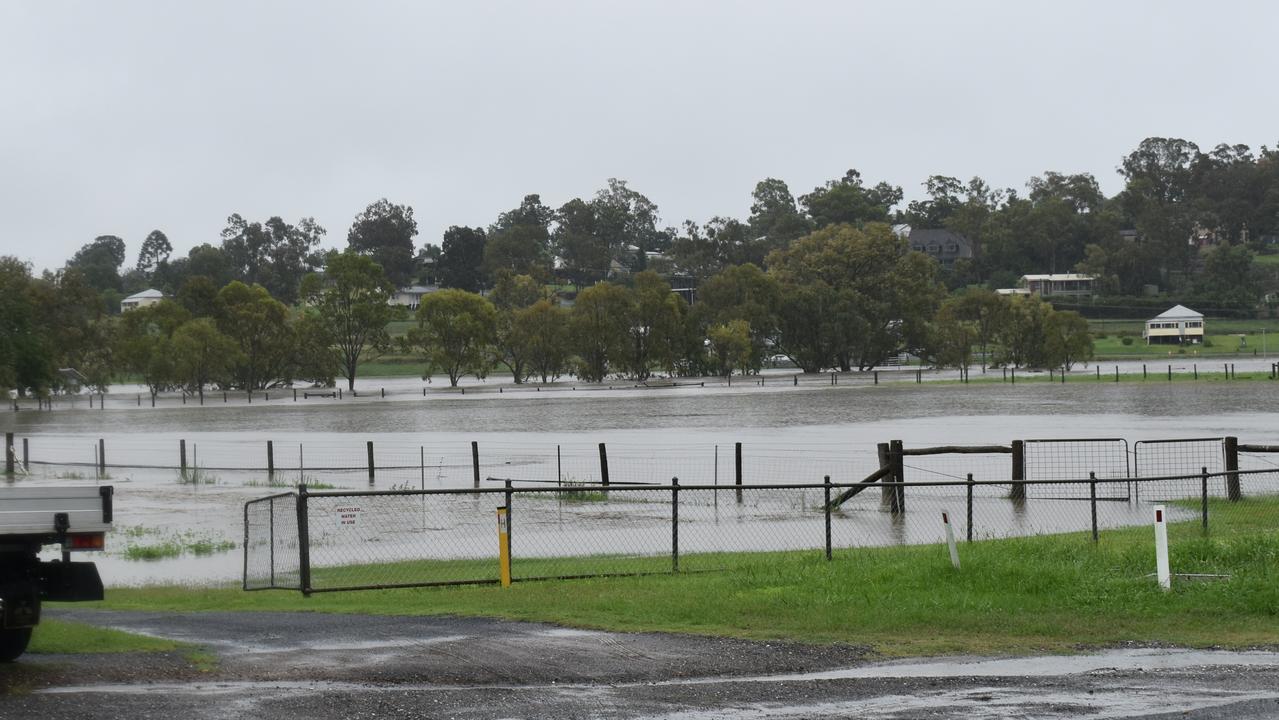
1224 436 1240 501
598 442 610 487
471 441 480 488
889 439 906 512
367 441 375 484
267 441 275 478
734 441 743 503
179 439 187 473
1010 439 1025 501
4 433 13 475
877 442 895 510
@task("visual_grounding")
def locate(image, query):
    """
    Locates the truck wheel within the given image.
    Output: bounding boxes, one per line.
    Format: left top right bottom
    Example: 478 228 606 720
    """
0 628 33 662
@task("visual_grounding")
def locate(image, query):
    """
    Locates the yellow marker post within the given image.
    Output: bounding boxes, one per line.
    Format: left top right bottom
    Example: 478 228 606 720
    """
496 506 511 587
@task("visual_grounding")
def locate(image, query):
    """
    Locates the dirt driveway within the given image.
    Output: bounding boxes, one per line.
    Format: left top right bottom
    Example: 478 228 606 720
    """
3 609 1278 719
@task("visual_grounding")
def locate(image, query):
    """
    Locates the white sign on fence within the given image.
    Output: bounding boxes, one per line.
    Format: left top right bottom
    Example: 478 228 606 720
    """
335 506 362 529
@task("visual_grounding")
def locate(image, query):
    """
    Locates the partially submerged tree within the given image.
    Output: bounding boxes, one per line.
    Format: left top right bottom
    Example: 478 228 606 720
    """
408 289 497 386
301 252 395 391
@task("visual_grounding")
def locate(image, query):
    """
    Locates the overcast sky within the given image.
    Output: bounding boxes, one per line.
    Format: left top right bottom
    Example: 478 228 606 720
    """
2 1 1276 274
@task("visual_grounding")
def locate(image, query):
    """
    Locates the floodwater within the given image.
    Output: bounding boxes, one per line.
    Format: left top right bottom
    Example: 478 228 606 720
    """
3 372 1278 586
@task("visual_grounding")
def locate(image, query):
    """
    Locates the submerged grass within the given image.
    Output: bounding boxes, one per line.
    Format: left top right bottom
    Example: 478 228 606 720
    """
79 498 1279 656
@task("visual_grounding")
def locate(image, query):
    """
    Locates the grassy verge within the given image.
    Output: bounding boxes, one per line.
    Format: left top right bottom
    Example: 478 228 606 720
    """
72 497 1279 656
28 619 181 655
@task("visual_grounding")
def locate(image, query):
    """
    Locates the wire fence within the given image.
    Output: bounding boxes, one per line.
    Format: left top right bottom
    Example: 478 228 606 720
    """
244 464 1279 594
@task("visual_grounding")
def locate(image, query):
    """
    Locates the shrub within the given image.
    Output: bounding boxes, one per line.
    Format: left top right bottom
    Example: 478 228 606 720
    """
1121 337 1134 346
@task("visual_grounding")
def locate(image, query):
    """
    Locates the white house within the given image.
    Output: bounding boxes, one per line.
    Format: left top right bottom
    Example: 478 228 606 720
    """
1020 273 1096 299
1144 305 1204 345
121 288 165 311
390 285 437 310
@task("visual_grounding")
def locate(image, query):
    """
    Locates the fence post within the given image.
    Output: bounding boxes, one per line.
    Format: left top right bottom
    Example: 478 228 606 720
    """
4 432 13 475
98 438 105 476
1168 365 1172 381
1224 436 1240 501
877 442 896 511
1201 466 1209 533
1143 363 1147 380
1011 367 1016 384
735 441 743 504
268 497 275 588
22 438 28 471
179 439 187 473
873 371 878 385
966 473 974 542
504 480 514 580
823 476 832 561
1010 439 1025 501
671 477 680 573
367 441 375 484
889 439 905 513
267 441 275 478
1096 366 1100 381
296 485 312 595
1114 366 1119 383
471 441 480 488
1089 472 1098 543
598 442 610 487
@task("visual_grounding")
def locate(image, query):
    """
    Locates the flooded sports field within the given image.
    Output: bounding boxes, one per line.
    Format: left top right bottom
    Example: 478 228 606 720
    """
3 371 1279 586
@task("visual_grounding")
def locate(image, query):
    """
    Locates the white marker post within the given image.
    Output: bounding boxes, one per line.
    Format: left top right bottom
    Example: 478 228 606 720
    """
942 511 961 569
1154 504 1171 590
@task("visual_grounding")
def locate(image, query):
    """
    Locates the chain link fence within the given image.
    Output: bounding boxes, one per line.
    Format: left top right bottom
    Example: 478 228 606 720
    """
245 464 1279 594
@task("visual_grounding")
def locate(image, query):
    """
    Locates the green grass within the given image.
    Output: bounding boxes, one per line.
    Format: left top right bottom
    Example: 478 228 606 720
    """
119 530 236 562
28 619 181 654
1091 334 1272 358
75 497 1279 656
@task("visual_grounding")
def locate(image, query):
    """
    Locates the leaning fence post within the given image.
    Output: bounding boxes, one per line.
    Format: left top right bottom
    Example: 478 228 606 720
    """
471 441 480 488
735 441 743 504
367 441 375 484
1224 436 1240 501
296 485 312 595
4 432 13 475
1201 466 1209 532
1010 440 1026 501
671 477 680 573
598 442 610 487
823 476 832 561
966 473 974 542
1089 472 1099 543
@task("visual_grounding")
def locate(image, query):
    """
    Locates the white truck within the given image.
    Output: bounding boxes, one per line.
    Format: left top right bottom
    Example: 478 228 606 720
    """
0 485 113 661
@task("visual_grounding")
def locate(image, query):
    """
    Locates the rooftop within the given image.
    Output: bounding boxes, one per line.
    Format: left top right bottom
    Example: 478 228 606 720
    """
1151 304 1203 320
123 288 164 301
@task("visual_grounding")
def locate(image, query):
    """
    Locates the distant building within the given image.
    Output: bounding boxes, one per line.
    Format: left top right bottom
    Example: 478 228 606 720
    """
995 288 1031 296
121 288 165 311
1020 274 1095 299
906 228 973 267
390 285 437 310
1144 305 1204 345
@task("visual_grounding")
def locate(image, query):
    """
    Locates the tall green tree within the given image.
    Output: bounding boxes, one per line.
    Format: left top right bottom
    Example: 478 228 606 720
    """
515 299 570 383
347 199 419 288
748 178 812 250
622 271 687 380
136 230 172 275
437 225 487 292
800 169 902 228
68 235 127 293
171 318 241 402
569 282 630 382
1043 310 1093 370
301 252 395 391
706 320 752 378
220 214 326 304
114 300 191 399
215 281 293 389
408 289 497 386
0 258 53 394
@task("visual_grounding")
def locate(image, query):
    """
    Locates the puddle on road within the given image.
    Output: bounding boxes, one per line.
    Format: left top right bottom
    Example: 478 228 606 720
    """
720 647 1279 682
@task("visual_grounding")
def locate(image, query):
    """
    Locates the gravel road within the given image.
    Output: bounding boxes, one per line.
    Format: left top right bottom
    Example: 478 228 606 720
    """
2 609 1278 719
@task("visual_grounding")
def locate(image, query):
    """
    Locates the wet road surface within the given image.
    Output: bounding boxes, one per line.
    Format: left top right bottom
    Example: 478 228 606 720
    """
3 609 1278 719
